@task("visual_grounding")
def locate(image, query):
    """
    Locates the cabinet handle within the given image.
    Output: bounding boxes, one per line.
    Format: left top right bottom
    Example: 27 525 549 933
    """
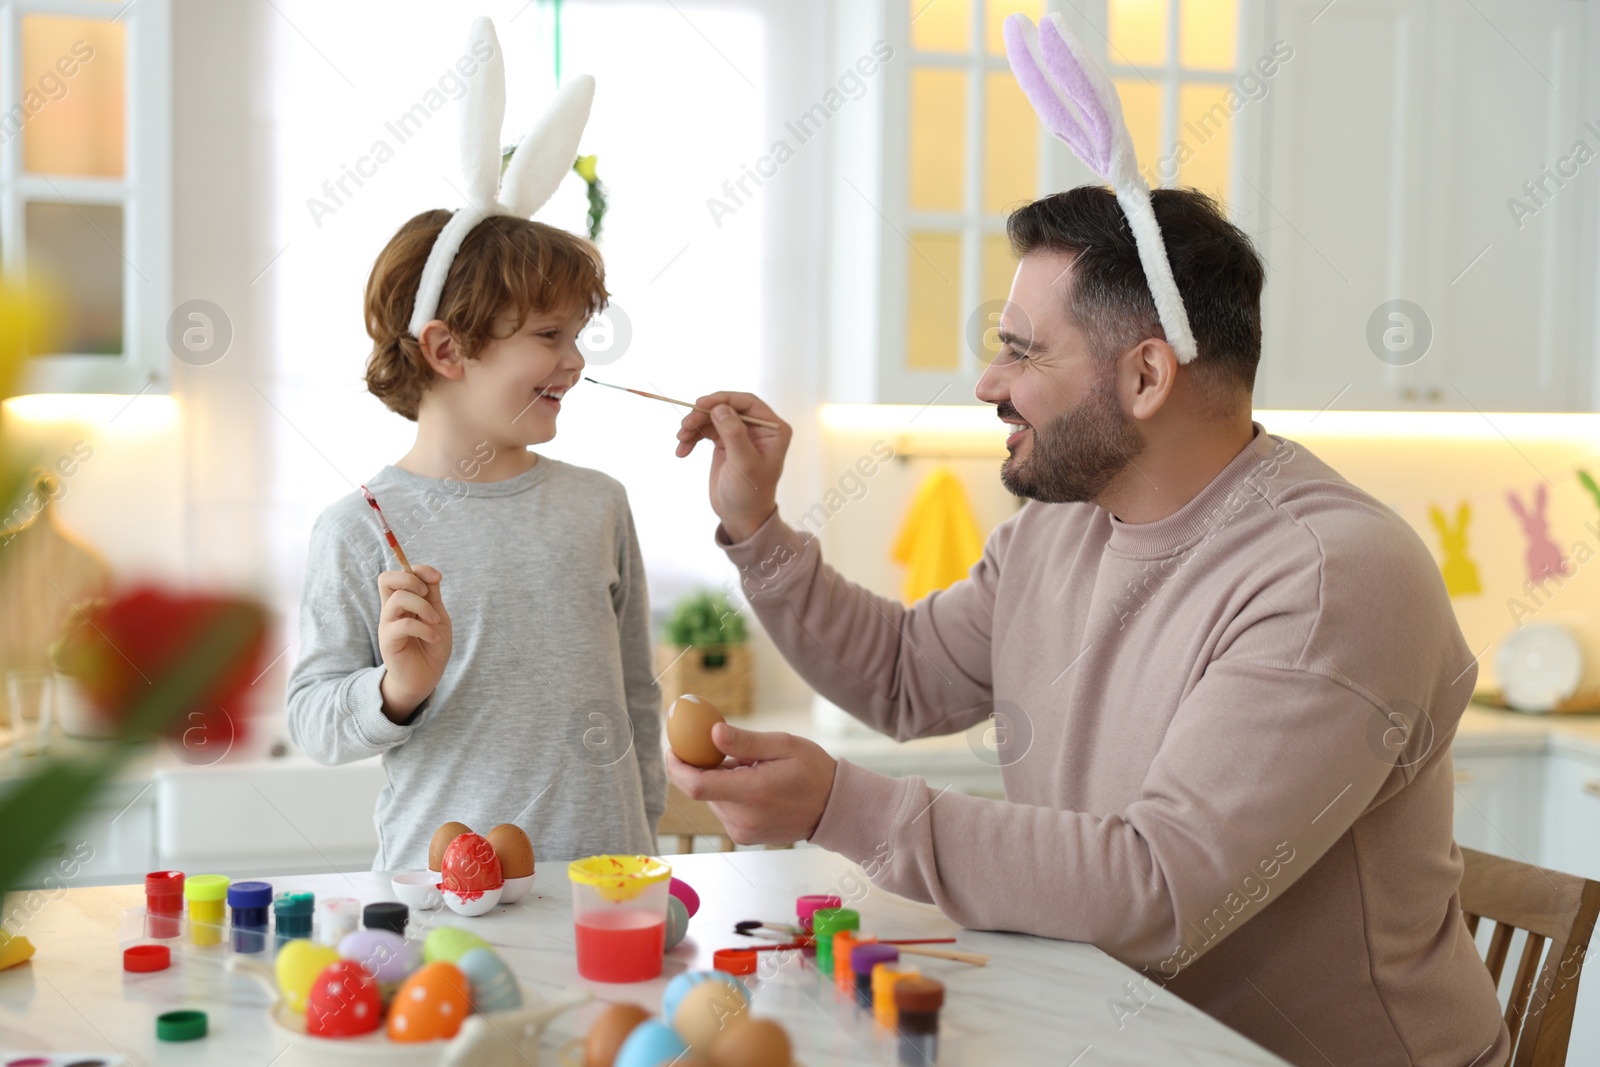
1455 770 1473 784
1402 388 1419 402
1584 780 1600 797
1426 388 1444 402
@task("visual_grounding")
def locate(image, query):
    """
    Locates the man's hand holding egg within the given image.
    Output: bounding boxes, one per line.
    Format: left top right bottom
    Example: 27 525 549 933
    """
665 694 837 846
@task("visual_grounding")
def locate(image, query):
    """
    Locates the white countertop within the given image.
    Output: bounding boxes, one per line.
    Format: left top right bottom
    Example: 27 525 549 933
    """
1454 705 1600 759
0 849 1289 1066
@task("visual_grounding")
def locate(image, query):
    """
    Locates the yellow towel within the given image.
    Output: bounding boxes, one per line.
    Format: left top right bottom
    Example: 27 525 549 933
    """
892 467 984 603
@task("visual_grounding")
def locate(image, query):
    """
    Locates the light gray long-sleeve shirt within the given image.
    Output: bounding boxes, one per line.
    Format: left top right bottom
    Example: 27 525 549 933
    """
286 456 664 872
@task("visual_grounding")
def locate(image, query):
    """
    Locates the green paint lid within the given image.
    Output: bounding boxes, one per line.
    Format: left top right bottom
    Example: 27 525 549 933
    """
156 1009 208 1041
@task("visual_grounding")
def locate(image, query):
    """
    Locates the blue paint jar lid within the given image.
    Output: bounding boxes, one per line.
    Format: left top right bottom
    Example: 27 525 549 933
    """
227 881 272 909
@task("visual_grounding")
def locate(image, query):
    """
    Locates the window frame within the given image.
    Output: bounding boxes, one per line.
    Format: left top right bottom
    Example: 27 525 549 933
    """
873 0 1249 405
4 0 171 394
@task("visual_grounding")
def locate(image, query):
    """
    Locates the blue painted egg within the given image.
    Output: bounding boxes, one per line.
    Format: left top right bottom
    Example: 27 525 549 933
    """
613 1019 690 1067
457 946 523 1014
663 895 689 951
661 969 750 1022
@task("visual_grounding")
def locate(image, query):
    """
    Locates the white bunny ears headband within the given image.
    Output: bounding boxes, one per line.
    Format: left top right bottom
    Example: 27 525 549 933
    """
407 16 595 338
1003 13 1198 364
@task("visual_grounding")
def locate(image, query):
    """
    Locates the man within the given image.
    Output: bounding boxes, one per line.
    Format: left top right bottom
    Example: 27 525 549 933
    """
667 186 1508 1067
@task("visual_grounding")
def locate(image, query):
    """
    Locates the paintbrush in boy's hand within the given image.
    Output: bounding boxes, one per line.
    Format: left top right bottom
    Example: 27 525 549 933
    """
584 377 782 430
361 486 415 575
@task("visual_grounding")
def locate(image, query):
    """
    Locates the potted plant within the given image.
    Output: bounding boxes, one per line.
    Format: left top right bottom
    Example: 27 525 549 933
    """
656 591 752 717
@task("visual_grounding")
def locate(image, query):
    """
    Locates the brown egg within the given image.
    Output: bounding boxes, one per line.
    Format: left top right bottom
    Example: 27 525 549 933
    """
584 1002 652 1067
666 694 726 769
707 1017 793 1067
486 823 535 879
428 821 471 872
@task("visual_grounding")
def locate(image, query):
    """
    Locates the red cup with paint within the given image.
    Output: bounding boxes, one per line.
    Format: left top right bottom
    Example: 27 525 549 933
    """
145 871 185 939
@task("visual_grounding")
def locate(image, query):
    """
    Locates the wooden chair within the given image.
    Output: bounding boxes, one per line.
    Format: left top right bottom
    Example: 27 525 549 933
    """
656 783 794 854
1459 847 1600 1067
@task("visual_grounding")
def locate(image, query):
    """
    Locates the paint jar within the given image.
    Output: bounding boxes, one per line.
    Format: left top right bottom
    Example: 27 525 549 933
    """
314 896 358 947
796 894 841 956
567 855 672 982
834 930 876 994
183 875 229 947
872 962 921 1027
850 944 899 1008
144 871 185 939
227 881 272 954
894 977 945 1066
811 907 858 976
274 892 314 950
362 901 408 936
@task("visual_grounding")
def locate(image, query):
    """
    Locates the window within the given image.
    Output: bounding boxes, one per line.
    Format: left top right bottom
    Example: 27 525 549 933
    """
3 0 171 393
1108 0 1239 202
886 0 1240 402
898 0 1046 382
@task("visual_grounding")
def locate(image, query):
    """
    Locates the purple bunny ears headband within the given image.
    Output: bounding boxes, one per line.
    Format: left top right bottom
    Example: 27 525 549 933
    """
408 16 594 338
1003 13 1198 363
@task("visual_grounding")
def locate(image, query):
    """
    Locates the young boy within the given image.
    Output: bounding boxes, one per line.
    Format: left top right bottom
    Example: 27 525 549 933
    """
287 210 664 871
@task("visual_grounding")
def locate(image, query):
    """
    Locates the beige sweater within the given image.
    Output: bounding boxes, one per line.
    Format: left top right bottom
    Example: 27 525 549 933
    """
720 427 1509 1067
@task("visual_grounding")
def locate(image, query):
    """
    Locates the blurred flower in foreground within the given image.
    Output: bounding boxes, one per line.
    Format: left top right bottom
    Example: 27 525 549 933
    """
0 275 60 401
1 588 270 892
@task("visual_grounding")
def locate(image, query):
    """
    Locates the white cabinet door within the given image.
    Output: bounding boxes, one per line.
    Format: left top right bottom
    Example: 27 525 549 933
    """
1414 0 1591 412
1255 0 1595 412
1538 751 1600 1067
1539 751 1600 879
1452 752 1542 860
1254 0 1433 411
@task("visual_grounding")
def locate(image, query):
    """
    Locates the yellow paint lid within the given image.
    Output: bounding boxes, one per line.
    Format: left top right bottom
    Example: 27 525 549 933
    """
567 855 671 902
183 874 230 902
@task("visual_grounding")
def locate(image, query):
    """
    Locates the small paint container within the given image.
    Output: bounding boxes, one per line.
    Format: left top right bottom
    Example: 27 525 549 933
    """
872 962 921 1027
274 891 314 949
851 944 900 1008
314 895 359 946
834 930 876 994
227 881 273 954
144 871 185 939
363 901 408 936
811 907 858 976
183 875 229 947
796 894 842 957
894 977 945 1066
713 948 759 976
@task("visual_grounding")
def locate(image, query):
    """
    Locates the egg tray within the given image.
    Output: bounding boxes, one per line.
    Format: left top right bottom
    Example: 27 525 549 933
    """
228 955 590 1067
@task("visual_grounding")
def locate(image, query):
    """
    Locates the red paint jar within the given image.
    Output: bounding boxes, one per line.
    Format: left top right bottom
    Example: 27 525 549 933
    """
145 871 185 939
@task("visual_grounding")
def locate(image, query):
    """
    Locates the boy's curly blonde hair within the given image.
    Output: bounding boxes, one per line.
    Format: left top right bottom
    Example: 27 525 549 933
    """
364 211 609 420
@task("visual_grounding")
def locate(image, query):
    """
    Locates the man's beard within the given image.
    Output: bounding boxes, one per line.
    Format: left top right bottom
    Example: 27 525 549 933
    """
999 368 1146 504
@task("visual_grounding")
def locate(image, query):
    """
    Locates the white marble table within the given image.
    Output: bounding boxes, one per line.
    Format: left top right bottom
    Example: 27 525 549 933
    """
0 849 1288 1066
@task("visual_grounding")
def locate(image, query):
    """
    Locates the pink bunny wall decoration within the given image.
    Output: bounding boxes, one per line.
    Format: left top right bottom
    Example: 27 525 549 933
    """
1003 12 1198 363
1506 484 1569 585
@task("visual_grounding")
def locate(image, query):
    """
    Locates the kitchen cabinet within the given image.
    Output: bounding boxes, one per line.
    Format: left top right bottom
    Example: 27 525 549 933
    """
1252 0 1597 413
1452 751 1542 861
1539 751 1600 881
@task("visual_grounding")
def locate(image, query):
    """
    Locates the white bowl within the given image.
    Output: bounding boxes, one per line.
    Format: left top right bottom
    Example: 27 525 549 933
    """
442 885 502 916
391 872 443 911
499 873 534 905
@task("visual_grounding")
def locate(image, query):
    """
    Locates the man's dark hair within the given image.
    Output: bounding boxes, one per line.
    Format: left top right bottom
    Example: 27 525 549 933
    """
1006 186 1265 412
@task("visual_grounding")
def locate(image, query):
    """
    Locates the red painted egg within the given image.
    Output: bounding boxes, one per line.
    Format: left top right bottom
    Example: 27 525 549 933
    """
387 961 473 1042
305 960 383 1038
440 832 503 895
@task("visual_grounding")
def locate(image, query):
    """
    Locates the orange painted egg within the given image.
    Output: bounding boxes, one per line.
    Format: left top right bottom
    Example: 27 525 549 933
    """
386 961 472 1042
